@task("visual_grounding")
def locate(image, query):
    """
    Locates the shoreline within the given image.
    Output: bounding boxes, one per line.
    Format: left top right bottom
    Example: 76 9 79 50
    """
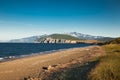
0 48 70 63
0 45 104 80
0 45 93 63
0 48 72 62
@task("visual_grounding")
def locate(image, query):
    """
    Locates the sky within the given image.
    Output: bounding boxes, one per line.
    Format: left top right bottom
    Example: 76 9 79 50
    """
0 0 120 40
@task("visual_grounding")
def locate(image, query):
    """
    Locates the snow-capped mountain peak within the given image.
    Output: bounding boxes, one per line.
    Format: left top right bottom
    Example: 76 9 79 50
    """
65 32 103 40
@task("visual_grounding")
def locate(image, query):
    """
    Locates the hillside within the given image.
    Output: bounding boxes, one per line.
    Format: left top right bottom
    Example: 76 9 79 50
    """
49 34 80 40
66 32 114 41
97 37 114 42
89 44 120 80
35 34 80 43
108 37 120 44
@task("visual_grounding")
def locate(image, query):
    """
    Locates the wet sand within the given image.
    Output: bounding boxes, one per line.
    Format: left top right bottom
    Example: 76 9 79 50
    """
0 46 104 80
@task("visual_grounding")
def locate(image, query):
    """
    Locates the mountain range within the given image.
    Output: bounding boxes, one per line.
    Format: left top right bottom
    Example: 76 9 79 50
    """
66 32 103 40
8 32 114 43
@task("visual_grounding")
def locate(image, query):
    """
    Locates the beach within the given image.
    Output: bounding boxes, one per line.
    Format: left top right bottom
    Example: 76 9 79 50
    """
0 46 104 80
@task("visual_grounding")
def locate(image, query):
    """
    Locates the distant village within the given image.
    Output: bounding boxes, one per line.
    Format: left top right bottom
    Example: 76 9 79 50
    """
35 37 77 44
35 37 100 44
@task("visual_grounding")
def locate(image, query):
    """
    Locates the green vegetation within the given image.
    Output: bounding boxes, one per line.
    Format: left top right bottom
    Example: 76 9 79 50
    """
89 44 120 80
35 34 80 42
49 34 80 40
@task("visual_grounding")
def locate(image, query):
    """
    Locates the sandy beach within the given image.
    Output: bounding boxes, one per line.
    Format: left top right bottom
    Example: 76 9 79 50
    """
0 46 104 80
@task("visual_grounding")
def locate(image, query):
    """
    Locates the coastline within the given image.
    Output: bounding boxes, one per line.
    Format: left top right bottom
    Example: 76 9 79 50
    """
0 48 74 63
0 44 93 63
0 43 92 63
0 45 104 80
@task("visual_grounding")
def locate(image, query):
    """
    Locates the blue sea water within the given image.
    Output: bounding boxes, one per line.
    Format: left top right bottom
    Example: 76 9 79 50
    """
0 43 92 60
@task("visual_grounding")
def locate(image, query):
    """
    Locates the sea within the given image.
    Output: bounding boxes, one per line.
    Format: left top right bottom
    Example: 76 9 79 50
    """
0 43 92 61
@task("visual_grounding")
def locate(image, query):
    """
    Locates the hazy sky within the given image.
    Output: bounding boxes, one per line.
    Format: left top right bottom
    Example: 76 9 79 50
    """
0 0 120 40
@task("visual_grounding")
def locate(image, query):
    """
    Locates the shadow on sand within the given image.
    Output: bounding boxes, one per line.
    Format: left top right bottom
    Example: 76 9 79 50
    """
39 60 99 80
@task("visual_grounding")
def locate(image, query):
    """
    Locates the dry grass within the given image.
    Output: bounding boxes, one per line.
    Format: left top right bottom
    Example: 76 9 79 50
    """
88 44 120 80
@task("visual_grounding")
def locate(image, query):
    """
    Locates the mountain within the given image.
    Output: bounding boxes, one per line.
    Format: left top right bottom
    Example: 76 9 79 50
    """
8 32 114 43
10 36 38 43
66 32 114 41
9 35 47 43
0 40 9 43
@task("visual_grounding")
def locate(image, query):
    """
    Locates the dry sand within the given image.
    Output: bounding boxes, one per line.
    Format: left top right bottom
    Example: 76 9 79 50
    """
0 46 104 80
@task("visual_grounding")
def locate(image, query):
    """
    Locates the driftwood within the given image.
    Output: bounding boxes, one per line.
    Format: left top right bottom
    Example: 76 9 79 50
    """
42 65 58 70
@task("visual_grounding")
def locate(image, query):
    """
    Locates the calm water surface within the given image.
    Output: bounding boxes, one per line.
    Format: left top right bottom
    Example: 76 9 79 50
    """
0 43 92 60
